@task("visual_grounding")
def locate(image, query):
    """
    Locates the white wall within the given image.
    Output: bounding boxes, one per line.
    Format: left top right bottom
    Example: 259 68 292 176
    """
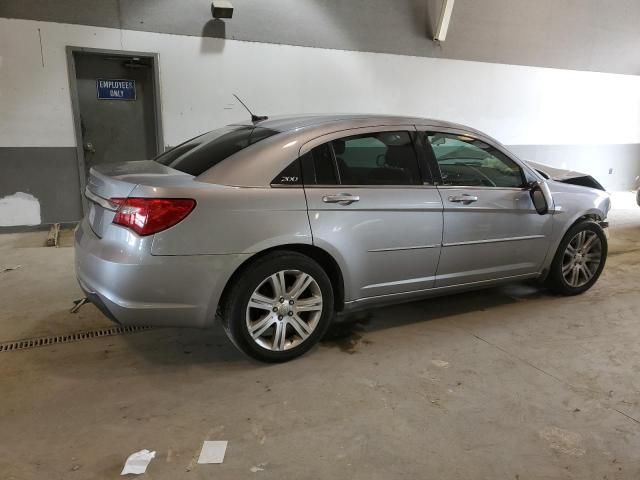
1 17 640 183
0 192 41 226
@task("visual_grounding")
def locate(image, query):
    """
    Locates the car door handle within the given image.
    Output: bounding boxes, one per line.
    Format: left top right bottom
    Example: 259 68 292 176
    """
322 193 360 205
448 194 478 204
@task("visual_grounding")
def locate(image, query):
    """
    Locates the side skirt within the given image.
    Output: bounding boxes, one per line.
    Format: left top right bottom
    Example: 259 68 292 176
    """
339 272 541 315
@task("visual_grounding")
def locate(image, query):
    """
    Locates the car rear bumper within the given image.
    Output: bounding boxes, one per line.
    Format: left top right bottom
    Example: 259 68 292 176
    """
74 219 249 328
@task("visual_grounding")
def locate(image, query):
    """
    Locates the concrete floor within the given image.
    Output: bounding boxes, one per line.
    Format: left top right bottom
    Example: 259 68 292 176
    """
1 193 639 479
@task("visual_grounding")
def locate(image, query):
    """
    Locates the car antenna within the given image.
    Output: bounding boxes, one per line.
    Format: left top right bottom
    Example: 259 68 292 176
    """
233 94 268 123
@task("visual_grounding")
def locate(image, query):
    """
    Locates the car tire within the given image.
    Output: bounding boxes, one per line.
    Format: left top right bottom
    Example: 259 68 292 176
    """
546 220 607 296
221 251 334 362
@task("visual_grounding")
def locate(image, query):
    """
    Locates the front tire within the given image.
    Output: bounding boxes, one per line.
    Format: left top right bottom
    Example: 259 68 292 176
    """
546 220 607 295
221 251 334 362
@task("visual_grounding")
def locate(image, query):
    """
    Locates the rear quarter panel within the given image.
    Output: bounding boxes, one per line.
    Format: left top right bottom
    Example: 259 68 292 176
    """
143 183 312 255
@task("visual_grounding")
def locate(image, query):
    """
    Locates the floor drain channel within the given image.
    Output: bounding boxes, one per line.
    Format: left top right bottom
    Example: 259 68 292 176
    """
0 325 154 352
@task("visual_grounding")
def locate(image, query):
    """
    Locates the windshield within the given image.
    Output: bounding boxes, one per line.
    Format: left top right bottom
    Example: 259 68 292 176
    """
155 125 279 176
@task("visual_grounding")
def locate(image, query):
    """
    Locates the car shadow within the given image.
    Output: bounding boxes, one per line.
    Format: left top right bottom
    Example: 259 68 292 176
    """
120 324 248 366
321 281 548 353
120 281 551 364
10 280 553 370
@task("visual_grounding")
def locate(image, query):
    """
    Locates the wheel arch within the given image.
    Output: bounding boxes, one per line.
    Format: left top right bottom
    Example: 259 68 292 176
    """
544 213 608 294
539 209 607 281
562 209 606 236
217 244 346 317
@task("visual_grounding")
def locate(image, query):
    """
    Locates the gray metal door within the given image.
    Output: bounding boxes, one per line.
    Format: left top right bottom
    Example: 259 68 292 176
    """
73 52 159 176
424 131 552 287
301 126 443 302
436 186 552 286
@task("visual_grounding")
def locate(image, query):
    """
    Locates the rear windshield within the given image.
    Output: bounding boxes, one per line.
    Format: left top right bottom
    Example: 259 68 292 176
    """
155 126 279 176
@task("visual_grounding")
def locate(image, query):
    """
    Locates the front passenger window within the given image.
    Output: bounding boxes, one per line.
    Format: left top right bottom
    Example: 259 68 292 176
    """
428 134 524 188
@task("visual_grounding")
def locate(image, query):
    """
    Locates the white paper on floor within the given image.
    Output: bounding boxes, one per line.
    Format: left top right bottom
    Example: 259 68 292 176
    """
120 449 156 475
197 441 228 464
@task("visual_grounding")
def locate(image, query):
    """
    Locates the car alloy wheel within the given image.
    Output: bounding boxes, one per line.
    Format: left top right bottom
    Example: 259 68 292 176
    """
561 230 602 288
245 269 323 351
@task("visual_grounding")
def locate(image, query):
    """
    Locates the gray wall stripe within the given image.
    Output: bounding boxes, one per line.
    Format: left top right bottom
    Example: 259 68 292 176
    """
0 147 83 224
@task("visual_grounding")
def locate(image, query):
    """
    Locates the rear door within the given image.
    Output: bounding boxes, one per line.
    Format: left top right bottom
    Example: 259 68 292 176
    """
301 126 443 301
421 130 552 287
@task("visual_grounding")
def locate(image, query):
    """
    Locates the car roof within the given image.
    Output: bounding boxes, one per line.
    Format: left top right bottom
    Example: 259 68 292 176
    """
231 114 484 136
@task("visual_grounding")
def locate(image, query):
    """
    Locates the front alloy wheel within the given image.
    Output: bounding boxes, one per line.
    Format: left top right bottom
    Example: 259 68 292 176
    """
547 220 607 295
561 230 602 288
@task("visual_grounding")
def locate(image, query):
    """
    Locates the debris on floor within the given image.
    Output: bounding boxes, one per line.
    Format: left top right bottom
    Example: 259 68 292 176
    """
431 359 450 368
1 265 21 273
70 297 89 314
46 223 60 247
121 449 156 475
197 441 228 464
250 463 267 472
539 426 586 456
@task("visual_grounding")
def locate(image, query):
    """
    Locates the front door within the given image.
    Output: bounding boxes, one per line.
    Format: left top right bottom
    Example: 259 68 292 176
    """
424 131 552 287
72 51 160 181
301 127 443 301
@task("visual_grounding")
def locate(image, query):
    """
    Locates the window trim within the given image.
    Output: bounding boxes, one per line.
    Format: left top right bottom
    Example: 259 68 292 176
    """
300 126 432 188
298 143 340 186
303 184 440 190
270 157 303 188
424 130 527 189
410 130 435 186
327 141 343 185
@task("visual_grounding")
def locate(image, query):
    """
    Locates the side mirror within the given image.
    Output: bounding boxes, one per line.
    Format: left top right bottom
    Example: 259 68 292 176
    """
529 181 552 215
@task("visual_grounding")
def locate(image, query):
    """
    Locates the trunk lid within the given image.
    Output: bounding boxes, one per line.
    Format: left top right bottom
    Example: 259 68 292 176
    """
84 160 192 237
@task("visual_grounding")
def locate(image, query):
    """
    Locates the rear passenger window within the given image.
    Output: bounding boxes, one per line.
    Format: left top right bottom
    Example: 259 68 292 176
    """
332 131 421 185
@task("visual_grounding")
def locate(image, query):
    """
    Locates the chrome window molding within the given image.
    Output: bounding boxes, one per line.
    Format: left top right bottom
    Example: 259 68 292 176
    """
437 185 528 191
270 183 303 188
299 124 418 156
303 184 438 189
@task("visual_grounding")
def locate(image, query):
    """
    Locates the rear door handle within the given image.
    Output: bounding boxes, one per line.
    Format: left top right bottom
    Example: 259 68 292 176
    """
448 194 478 204
322 193 360 205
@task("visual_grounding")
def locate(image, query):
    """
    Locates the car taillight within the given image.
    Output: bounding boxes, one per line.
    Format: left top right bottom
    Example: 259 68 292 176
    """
111 198 196 236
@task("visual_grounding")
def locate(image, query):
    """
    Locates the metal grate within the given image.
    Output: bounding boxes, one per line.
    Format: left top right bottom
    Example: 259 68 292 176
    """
0 325 153 353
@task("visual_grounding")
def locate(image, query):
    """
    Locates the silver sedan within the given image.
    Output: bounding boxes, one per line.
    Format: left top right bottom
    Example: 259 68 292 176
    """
75 115 610 361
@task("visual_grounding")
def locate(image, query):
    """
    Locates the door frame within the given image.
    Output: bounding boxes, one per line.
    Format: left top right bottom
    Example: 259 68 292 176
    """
66 46 164 214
